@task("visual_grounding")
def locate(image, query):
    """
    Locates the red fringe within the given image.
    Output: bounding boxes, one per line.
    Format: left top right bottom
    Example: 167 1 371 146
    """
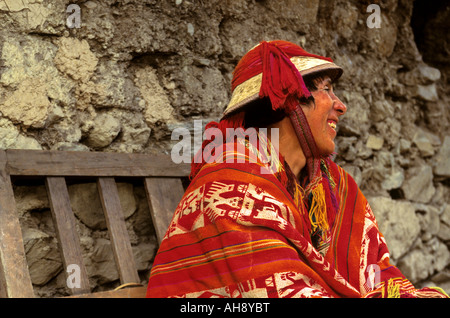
259 41 311 110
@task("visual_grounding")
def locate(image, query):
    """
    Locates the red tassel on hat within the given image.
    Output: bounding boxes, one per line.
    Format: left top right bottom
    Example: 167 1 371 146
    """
259 41 312 110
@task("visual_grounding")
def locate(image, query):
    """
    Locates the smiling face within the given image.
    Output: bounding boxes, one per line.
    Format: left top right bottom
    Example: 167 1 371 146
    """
301 76 347 156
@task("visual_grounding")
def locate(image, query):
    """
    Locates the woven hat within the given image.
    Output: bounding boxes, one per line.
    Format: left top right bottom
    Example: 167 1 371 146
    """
223 42 343 117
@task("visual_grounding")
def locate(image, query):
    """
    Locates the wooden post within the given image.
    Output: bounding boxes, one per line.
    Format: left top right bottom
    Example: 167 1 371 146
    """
144 178 185 244
97 177 140 284
0 150 35 298
45 177 90 295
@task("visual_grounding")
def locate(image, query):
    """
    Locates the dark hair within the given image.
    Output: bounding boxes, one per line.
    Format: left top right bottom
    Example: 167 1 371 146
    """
242 97 285 129
304 75 324 92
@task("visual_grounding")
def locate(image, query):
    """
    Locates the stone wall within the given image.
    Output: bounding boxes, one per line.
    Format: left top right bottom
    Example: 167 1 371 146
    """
0 0 449 296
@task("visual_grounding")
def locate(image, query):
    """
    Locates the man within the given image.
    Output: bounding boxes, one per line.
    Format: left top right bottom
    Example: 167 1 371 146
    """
146 40 447 298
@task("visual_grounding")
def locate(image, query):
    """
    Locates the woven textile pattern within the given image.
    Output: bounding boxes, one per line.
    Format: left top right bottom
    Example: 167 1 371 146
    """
146 137 448 298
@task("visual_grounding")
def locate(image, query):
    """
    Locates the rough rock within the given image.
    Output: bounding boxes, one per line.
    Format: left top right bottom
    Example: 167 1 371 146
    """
437 223 450 242
397 248 434 282
417 64 441 84
415 204 441 240
370 100 395 122
441 204 450 226
14 185 49 217
0 124 42 150
434 136 450 178
341 164 362 187
133 242 157 272
437 205 450 242
1 78 50 128
366 135 384 150
368 196 420 261
54 37 98 84
88 238 119 284
416 83 439 102
366 12 398 57
381 168 404 191
134 66 175 126
412 128 436 157
397 239 450 283
86 113 122 149
339 91 370 137
91 60 141 110
401 165 436 204
23 228 62 286
68 182 137 230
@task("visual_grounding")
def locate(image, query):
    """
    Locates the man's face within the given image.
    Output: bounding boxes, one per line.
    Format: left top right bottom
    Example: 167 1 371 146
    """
301 76 347 156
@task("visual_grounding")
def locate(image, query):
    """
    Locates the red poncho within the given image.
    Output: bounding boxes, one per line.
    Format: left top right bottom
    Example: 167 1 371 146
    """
146 136 448 298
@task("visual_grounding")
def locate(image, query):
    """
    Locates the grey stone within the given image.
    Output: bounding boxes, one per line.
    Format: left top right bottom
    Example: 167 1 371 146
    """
366 135 384 150
371 100 395 122
366 13 398 57
418 64 441 83
441 204 450 226
23 228 62 286
381 168 404 191
69 183 137 230
88 238 119 284
402 165 436 203
133 242 157 272
14 185 49 217
437 223 450 241
417 83 439 102
434 136 450 178
339 91 370 137
367 196 420 261
413 128 435 157
397 248 434 283
86 114 122 149
398 139 412 154
397 238 449 283
342 165 362 187
415 204 440 237
2 0 449 297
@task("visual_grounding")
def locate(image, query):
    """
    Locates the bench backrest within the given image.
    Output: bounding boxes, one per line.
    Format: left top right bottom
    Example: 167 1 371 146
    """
0 149 189 298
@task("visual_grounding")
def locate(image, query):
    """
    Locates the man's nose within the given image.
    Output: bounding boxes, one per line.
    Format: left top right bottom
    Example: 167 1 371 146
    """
333 95 347 115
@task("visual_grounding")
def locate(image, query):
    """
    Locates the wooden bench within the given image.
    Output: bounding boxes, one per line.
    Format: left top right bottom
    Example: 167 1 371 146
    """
0 149 190 298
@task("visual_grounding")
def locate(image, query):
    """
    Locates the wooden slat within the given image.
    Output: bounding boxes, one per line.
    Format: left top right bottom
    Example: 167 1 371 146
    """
45 177 90 295
97 177 140 284
68 286 146 298
144 178 185 244
6 149 190 177
0 150 35 298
